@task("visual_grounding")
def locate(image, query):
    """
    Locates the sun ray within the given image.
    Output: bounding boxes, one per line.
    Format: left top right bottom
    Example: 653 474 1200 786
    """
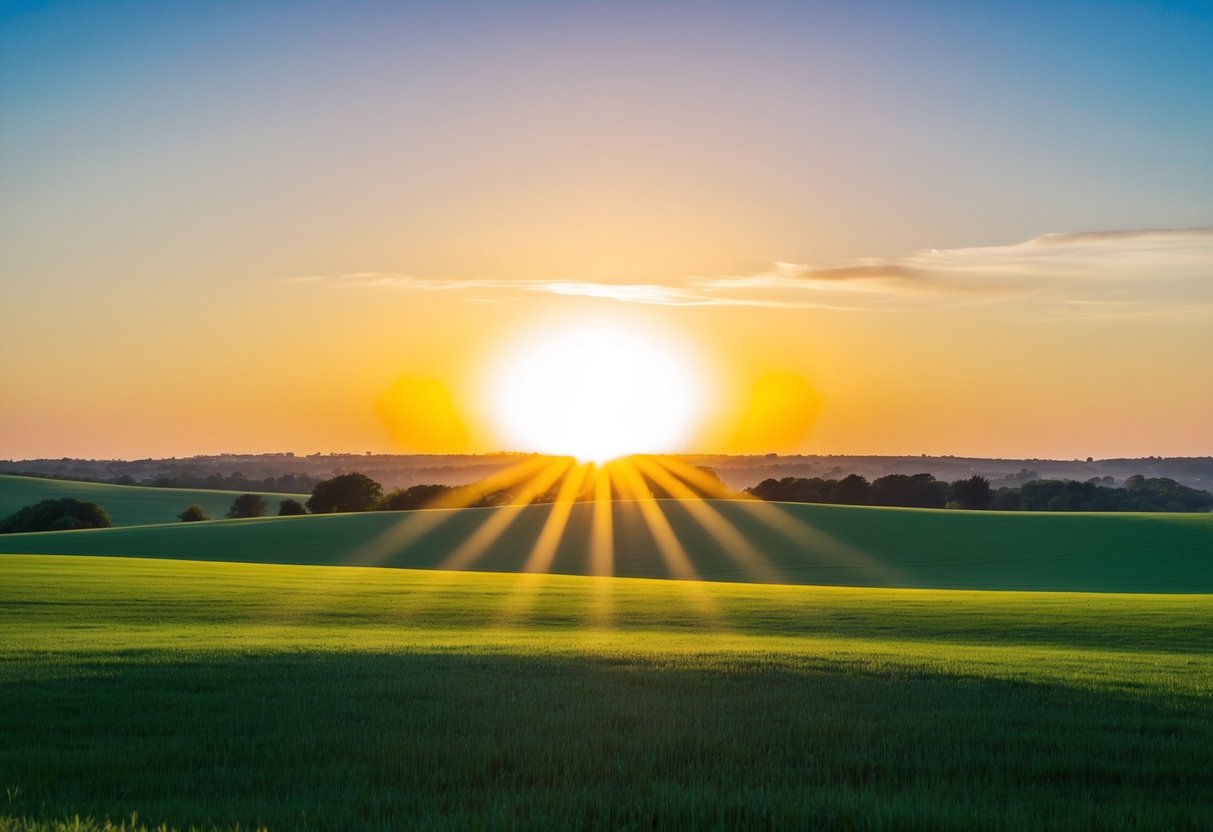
607 457 724 628
494 462 592 626
634 455 785 583
342 456 556 569
253 458 568 634
607 458 700 581
438 457 574 572
589 463 614 579
656 456 905 585
586 463 616 628
521 461 592 574
647 456 738 500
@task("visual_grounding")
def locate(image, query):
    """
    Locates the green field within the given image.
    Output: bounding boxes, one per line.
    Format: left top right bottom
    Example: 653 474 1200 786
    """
1 554 1211 830
0 475 303 528
2 475 1212 830
0 498 1210 591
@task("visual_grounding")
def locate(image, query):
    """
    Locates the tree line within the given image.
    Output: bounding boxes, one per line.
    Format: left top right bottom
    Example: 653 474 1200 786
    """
178 466 730 521
747 473 1213 512
5 468 1209 534
172 475 458 522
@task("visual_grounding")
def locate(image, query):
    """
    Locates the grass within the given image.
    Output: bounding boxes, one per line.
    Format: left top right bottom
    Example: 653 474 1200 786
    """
2 555 1212 830
3 477 1211 829
0 498 1209 592
0 475 304 528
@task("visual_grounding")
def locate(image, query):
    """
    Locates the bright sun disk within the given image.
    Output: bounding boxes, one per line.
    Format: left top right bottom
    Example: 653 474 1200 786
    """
488 323 704 462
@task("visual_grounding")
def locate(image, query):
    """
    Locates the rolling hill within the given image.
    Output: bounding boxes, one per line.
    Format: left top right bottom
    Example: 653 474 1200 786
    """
1 497 1209 592
0 474 304 527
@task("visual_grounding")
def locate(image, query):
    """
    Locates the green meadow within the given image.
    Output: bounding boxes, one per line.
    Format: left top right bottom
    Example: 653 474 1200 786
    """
0 476 302 528
0 497 1210 592
2 478 1212 829
2 555 1211 830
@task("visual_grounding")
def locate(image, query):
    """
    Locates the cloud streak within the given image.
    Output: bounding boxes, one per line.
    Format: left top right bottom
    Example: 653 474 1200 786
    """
293 226 1213 318
291 272 865 310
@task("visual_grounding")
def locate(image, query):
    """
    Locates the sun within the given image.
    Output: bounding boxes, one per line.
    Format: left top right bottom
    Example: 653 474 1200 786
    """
487 321 706 462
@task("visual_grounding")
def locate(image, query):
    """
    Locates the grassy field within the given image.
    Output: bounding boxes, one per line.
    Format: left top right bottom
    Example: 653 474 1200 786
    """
3 478 1210 828
0 475 304 528
0 498 1210 592
1 554 1211 830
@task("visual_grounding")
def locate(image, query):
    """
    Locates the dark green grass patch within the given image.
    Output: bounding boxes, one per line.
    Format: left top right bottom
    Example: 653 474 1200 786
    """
1 499 1210 592
2 556 1211 830
0 476 301 528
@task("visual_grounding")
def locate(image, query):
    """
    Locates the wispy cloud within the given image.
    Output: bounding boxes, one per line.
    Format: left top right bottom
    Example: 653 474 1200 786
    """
290 271 863 310
291 226 1213 318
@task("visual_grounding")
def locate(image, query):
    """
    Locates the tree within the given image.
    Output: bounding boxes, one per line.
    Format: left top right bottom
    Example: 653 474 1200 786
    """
830 474 871 505
376 484 452 511
990 489 1021 511
472 488 514 508
306 472 383 514
0 498 112 534
748 476 837 504
870 473 947 508
278 498 307 516
178 504 211 522
226 493 267 519
950 475 993 510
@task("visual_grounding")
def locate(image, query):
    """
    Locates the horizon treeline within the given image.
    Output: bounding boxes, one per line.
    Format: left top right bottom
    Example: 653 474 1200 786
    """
304 465 731 515
280 468 1213 517
747 473 1213 513
5 469 1210 534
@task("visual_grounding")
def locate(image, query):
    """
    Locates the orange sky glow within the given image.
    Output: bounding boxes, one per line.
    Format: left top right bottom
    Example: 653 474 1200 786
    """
2 3 1211 460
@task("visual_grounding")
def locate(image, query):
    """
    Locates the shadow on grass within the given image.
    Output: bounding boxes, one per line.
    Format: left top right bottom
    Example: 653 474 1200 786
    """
2 649 1210 830
3 499 1211 593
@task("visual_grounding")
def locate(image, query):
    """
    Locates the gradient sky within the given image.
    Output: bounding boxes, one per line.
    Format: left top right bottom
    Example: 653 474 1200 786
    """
2 0 1211 459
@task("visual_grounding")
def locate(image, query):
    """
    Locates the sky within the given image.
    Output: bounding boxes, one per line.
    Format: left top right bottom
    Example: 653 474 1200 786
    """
2 0 1211 460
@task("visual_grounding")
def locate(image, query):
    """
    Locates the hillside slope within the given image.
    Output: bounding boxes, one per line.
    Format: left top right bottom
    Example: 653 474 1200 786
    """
1 499 1209 592
0 475 304 527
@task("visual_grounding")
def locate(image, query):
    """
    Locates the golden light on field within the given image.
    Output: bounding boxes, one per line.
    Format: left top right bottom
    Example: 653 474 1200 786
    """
486 321 706 462
332 449 886 633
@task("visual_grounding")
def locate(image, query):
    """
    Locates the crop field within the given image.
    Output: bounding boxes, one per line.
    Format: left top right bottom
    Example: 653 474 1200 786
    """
1 554 1211 830
0 498 1209 592
0 476 303 528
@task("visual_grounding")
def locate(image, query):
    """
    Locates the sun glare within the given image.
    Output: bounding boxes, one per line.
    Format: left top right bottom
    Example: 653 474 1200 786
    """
487 322 705 462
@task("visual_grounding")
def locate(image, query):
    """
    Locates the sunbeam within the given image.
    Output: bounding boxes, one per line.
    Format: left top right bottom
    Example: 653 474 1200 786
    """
586 463 616 628
657 456 906 586
494 462 592 627
635 456 785 584
438 457 574 572
522 462 592 575
607 458 723 627
607 459 699 581
342 456 555 569
589 463 614 579
276 457 567 633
